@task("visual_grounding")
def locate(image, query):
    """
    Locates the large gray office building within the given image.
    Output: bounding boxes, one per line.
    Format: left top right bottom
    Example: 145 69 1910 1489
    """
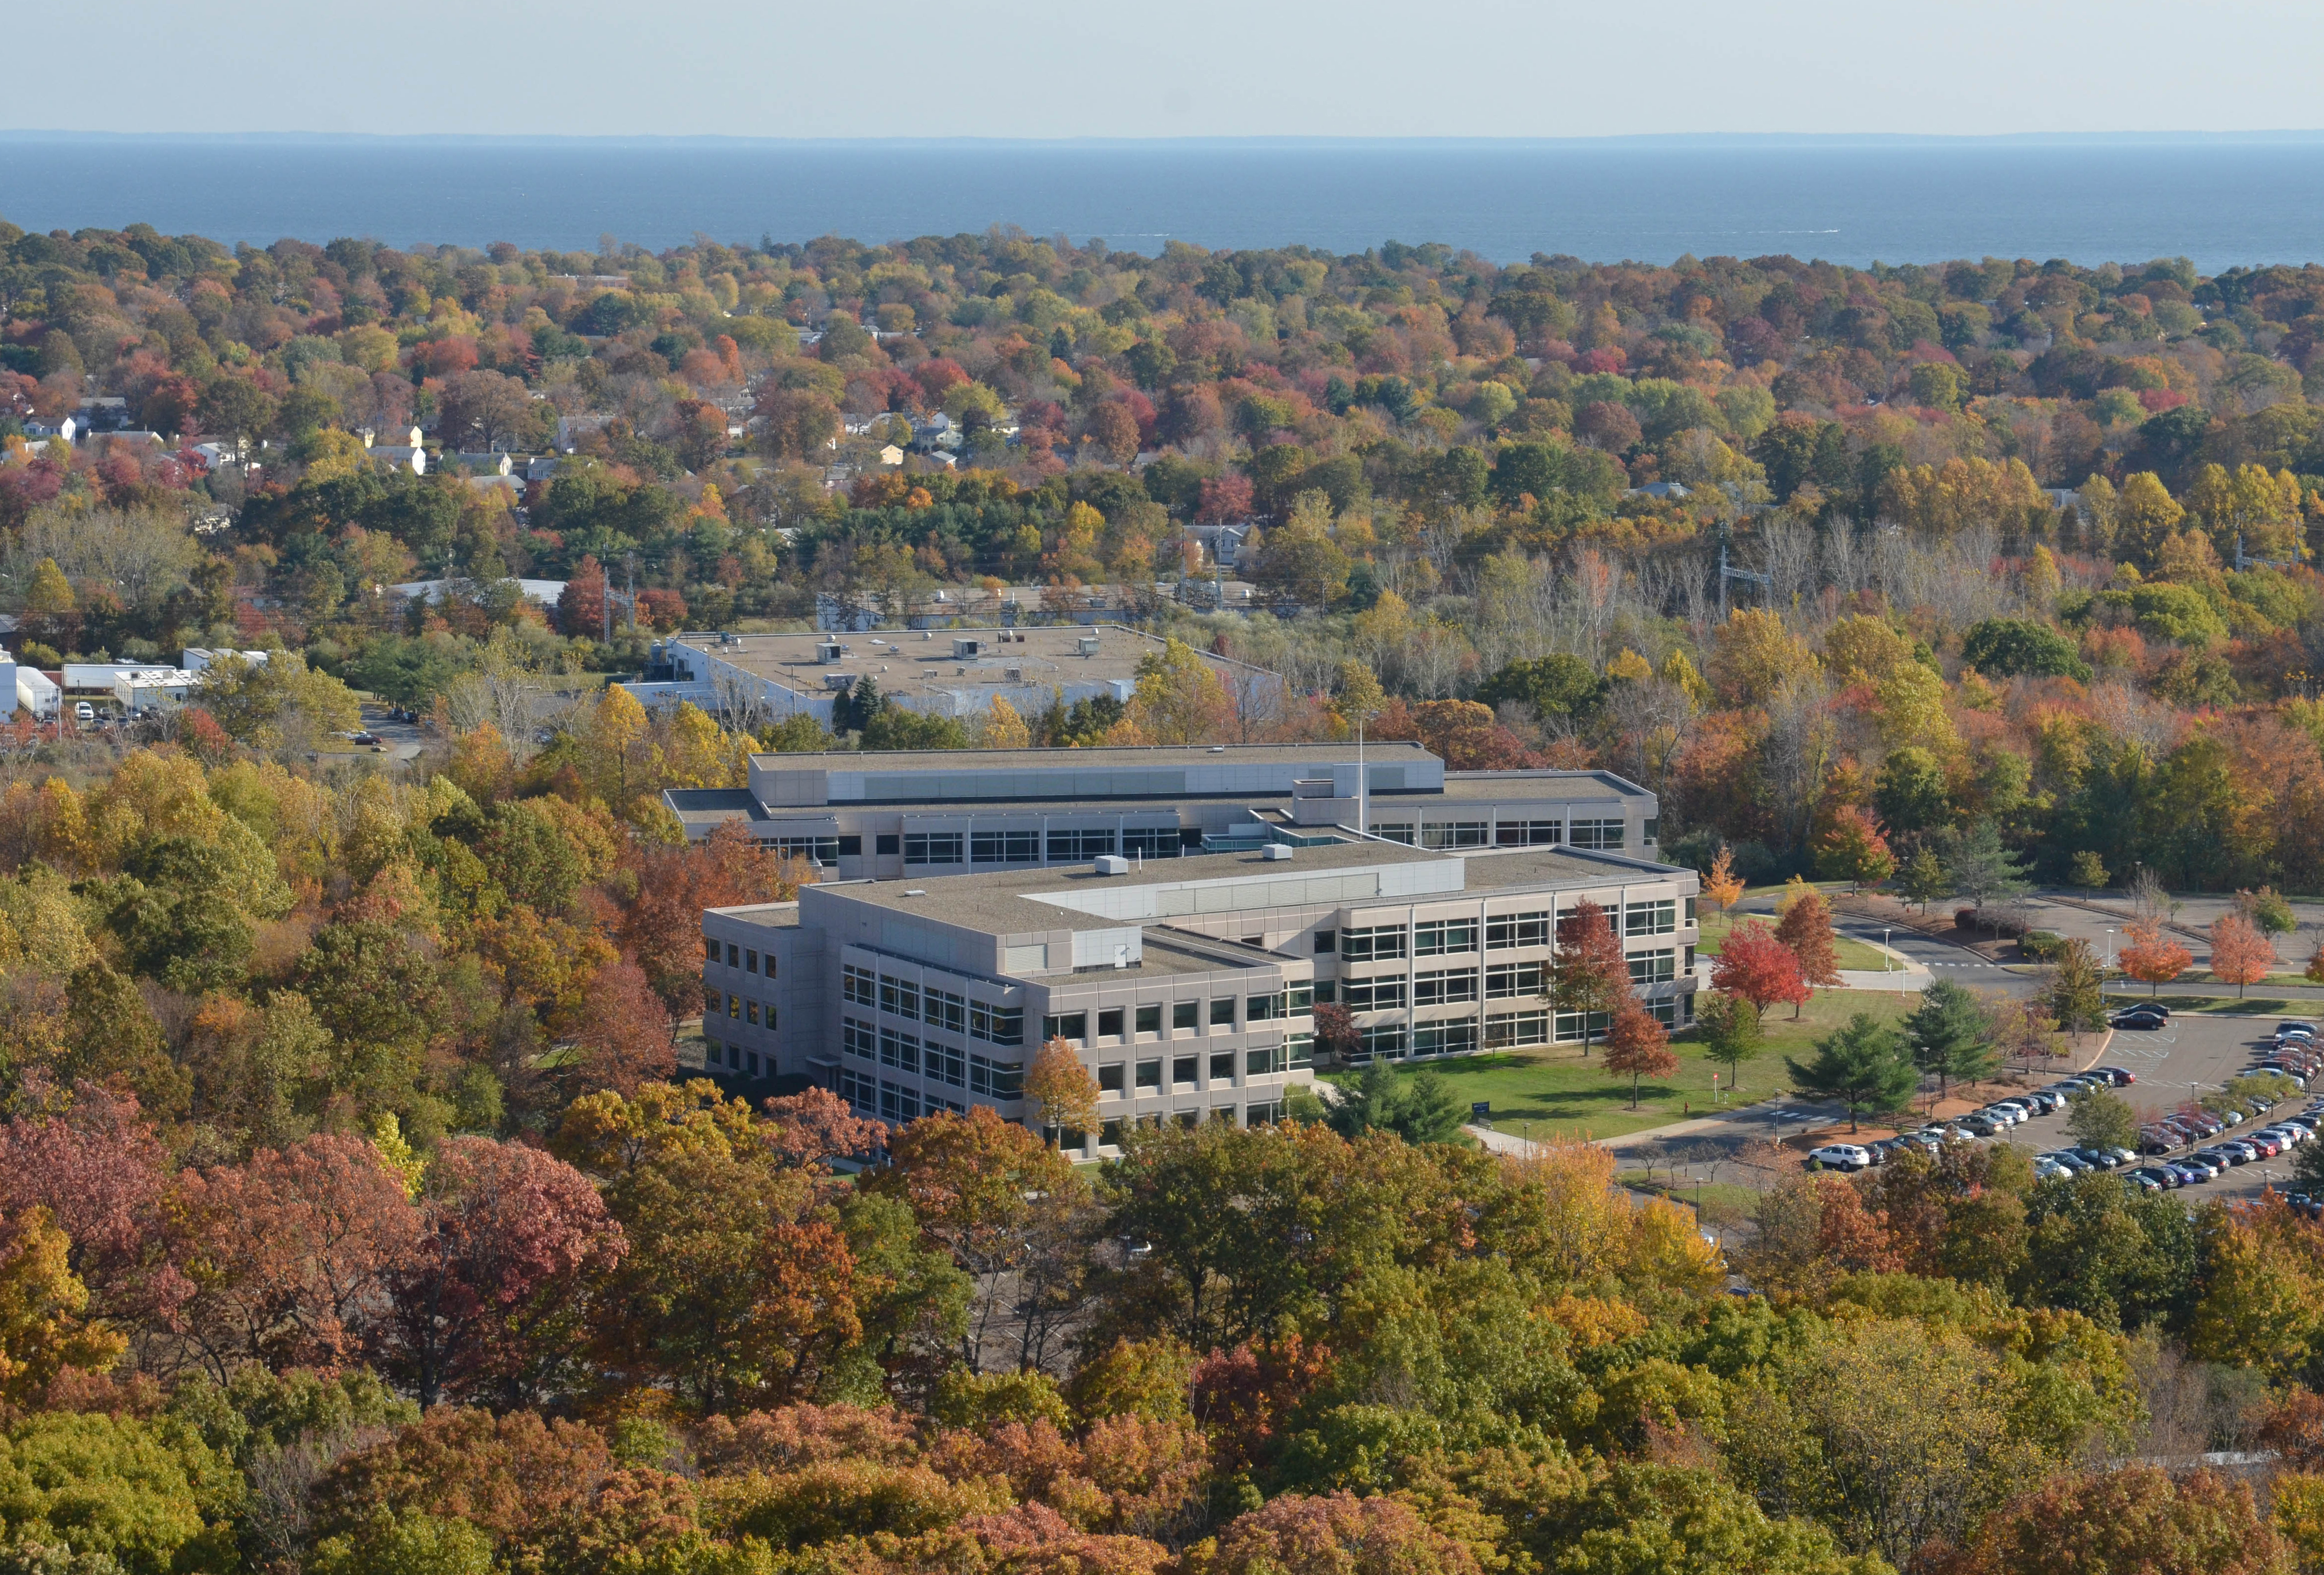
694 746 1700 1151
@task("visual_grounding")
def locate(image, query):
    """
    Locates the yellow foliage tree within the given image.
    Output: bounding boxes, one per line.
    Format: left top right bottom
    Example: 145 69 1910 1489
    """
2115 471 2186 565
0 1206 125 1404
984 695 1032 750
1707 607 1818 708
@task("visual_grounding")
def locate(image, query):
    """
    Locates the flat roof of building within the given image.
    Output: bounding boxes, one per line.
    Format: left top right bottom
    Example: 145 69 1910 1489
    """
1438 770 1652 800
800 837 1692 938
711 901 802 929
674 624 1271 702
747 741 1440 774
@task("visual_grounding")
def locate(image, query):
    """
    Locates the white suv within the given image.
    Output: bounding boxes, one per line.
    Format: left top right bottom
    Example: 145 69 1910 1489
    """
1806 1144 1872 1172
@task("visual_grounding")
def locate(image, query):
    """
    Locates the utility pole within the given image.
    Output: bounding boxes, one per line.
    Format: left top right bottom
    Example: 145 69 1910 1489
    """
1716 523 1771 618
624 550 637 635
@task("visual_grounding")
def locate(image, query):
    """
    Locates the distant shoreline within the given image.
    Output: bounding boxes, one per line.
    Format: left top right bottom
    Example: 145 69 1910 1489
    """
6 130 2324 149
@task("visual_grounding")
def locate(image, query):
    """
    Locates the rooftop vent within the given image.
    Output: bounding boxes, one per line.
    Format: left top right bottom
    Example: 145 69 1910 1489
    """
1093 854 1131 876
814 642 842 664
903 888 927 897
1005 667 1023 683
1077 635 1101 657
1261 843 1295 862
822 673 854 691
953 638 982 659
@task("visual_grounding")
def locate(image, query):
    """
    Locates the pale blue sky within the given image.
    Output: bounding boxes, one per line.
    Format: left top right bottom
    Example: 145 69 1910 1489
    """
16 0 2324 139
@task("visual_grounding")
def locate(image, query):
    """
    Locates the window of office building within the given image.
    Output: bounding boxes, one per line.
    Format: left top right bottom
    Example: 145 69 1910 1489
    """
1414 918 1476 957
1135 1058 1162 1091
1486 911 1550 950
903 833 964 865
926 989 965 1034
1246 1045 1287 1077
1041 1012 1088 1042
1368 822 1417 845
1286 1032 1313 1067
1047 828 1118 860
1495 819 1563 847
1172 1055 1197 1087
1339 925 1408 963
1420 821 1488 849
1554 1011 1612 1042
971 830 1043 865
1414 1019 1478 1057
1122 827 1182 858
876 834 900 856
843 1019 875 1060
878 1027 920 1072
1173 1001 1198 1031
969 1055 1025 1097
1486 1010 1550 1048
1211 997 1236 1027
970 1001 1024 1045
1098 1063 1125 1095
1413 968 1478 1006
1136 1004 1162 1035
1099 1008 1125 1039
1343 977 1407 1012
774 836 841 865
1358 1024 1407 1060
880 975 919 1021
925 1042 964 1087
1628 948 1676 984
704 936 717 962
1210 1050 1237 1083
843 965 876 1007
1484 961 1543 999
840 1065 876 1114
1625 899 1676 936
1569 818 1625 850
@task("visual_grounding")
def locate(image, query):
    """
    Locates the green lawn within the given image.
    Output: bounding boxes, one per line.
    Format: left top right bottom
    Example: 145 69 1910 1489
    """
1698 910 1893 972
1355 991 1915 1141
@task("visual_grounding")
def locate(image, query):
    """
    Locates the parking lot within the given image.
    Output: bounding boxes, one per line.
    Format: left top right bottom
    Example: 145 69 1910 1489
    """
1948 1012 2313 1198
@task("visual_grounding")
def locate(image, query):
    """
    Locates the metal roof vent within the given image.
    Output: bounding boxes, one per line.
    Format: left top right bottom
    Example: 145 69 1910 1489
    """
1077 635 1101 656
815 641 842 664
1093 854 1130 876
1261 843 1295 861
953 638 982 659
903 888 927 897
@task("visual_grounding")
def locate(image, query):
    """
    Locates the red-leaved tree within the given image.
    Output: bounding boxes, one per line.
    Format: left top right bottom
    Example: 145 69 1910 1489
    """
1549 898 1631 1053
1711 921 1811 1019
1601 999 1679 1109
1774 892 1844 1008
378 1137 627 1408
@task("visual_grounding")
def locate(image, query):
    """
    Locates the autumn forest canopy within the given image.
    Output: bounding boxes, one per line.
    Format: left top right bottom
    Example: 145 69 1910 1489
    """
14 217 2324 1572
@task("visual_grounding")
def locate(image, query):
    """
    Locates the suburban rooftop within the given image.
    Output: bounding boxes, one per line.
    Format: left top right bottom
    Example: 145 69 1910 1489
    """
664 624 1272 701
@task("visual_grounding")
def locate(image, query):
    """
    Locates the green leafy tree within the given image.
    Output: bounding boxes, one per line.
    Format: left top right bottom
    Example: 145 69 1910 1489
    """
1902 979 1992 1101
1696 991 1764 1092
2064 1088 2139 1153
1897 846 1951 913
2069 850 2109 893
1323 1060 1470 1146
2048 939 2108 1040
1944 820 2032 912
1786 1013 1918 1132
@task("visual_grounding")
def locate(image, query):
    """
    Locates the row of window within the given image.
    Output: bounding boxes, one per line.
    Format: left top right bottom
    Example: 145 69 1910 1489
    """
707 1039 767 1078
1366 817 1628 849
1041 988 1314 1042
1096 1037 1314 1095
841 1017 1026 1096
838 1067 970 1125
1338 1000 1682 1062
709 990 778 1029
901 827 1189 866
1319 901 1684 964
706 938 782 977
842 963 1025 1044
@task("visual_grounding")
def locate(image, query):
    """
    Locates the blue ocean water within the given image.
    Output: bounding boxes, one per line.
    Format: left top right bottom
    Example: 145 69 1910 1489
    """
5 135 2324 270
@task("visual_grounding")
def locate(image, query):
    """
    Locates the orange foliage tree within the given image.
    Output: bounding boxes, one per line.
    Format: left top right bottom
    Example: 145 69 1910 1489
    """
1774 891 1845 995
1601 998 1678 1109
2207 912 2276 997
2119 921 2193 997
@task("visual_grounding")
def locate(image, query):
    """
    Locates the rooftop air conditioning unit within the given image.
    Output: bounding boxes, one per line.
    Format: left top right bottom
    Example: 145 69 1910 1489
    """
1004 667 1024 683
1093 854 1131 876
1261 843 1295 861
954 638 982 659
823 673 854 691
815 642 842 664
1077 636 1101 657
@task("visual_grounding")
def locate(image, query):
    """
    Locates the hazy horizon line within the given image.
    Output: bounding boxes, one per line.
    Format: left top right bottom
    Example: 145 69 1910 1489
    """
7 130 2324 149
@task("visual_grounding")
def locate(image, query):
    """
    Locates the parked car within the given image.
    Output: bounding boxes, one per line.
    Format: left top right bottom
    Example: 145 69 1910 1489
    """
2040 1150 2094 1173
2247 1133 2284 1159
2033 1156 2073 1181
1981 1105 2027 1127
2130 1165 2182 1189
2111 1010 2169 1030
2021 1089 2065 1115
1805 1144 1872 1172
2070 1147 2127 1169
2170 1158 2220 1182
1955 1114 2003 1137
2095 1066 2137 1085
